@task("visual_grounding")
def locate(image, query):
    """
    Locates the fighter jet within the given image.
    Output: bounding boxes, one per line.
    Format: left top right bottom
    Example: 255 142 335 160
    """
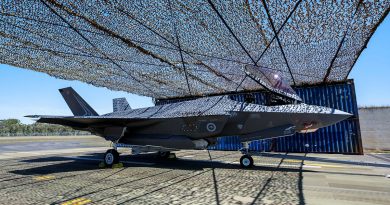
26 66 352 168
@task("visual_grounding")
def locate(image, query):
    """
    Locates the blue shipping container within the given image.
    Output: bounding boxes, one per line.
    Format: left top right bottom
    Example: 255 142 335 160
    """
156 80 363 154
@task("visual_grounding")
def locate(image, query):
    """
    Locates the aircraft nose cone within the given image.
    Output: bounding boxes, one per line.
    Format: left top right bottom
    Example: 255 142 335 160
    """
319 109 353 128
332 109 353 121
333 109 353 116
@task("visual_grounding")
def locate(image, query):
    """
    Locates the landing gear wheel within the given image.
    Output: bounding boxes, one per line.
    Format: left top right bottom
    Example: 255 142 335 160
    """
240 154 254 168
104 149 120 167
168 153 177 159
158 151 170 159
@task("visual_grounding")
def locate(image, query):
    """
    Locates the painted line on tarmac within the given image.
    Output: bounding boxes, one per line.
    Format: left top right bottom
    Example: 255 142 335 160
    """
368 154 390 163
305 163 345 168
33 175 56 181
283 159 303 163
229 162 322 169
63 156 156 166
60 197 91 205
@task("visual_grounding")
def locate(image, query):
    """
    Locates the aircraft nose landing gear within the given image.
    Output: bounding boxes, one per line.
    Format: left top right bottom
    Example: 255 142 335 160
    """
239 142 254 168
240 154 254 168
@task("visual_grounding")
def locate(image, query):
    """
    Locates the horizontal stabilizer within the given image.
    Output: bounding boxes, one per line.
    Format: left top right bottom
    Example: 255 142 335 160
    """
113 98 131 112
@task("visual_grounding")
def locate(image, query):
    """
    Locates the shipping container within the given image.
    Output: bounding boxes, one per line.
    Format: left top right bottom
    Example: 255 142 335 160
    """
155 80 363 154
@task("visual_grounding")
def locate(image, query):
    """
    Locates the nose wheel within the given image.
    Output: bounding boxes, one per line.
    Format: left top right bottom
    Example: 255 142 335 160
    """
104 149 120 167
239 141 254 168
240 154 254 168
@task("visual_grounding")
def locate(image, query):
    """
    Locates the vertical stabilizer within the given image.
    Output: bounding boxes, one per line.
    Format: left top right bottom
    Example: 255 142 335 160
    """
59 87 98 116
113 98 131 112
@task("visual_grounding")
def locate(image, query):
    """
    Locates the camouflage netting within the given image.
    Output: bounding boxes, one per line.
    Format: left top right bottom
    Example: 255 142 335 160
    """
0 0 388 99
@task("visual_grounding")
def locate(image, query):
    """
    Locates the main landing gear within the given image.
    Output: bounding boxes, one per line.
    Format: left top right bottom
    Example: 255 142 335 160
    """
158 151 177 159
104 149 120 167
103 143 121 167
239 142 254 168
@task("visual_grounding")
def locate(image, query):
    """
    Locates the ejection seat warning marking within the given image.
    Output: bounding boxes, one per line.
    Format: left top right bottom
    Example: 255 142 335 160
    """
60 198 91 205
33 175 55 181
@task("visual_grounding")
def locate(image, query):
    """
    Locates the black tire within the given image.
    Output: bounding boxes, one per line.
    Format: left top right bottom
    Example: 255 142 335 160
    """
169 153 177 159
240 154 254 168
104 149 120 166
158 151 170 159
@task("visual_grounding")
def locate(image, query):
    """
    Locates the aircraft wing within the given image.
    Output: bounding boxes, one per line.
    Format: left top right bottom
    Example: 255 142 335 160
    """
25 115 157 128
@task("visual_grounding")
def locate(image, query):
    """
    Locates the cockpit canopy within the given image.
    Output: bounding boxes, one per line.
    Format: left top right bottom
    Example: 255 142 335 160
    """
244 65 302 102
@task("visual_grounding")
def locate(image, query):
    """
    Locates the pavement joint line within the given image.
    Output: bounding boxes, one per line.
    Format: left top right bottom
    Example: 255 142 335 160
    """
368 154 390 163
63 169 177 204
117 169 214 204
304 185 390 194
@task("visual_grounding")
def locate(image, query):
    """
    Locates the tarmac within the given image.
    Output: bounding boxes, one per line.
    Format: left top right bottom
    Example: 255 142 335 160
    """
0 136 389 205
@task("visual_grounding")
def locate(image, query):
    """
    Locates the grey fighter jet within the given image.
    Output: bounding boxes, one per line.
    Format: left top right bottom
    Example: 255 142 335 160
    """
26 66 352 168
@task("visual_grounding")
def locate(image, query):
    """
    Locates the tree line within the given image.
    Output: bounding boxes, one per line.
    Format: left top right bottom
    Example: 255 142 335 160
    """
0 119 90 136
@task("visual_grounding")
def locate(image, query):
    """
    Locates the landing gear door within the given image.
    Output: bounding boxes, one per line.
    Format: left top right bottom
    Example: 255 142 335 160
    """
104 127 127 142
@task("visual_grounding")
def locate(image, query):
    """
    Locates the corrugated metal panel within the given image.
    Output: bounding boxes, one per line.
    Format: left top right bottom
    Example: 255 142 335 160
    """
157 80 363 154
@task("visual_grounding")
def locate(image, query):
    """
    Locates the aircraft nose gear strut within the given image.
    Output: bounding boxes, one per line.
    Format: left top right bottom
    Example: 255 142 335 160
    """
239 142 254 168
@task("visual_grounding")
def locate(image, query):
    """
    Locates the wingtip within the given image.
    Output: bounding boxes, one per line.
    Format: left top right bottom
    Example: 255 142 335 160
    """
25 115 41 118
24 115 42 122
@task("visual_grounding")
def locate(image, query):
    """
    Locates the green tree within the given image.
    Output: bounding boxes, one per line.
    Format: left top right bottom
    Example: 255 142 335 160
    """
2 119 21 127
0 119 90 136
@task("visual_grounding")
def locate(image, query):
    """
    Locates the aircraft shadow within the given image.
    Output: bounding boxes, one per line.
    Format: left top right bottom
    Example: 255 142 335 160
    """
9 152 307 204
15 152 310 175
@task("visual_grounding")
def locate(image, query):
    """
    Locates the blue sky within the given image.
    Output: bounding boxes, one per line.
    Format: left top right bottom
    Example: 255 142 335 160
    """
1 16 389 124
349 16 390 106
